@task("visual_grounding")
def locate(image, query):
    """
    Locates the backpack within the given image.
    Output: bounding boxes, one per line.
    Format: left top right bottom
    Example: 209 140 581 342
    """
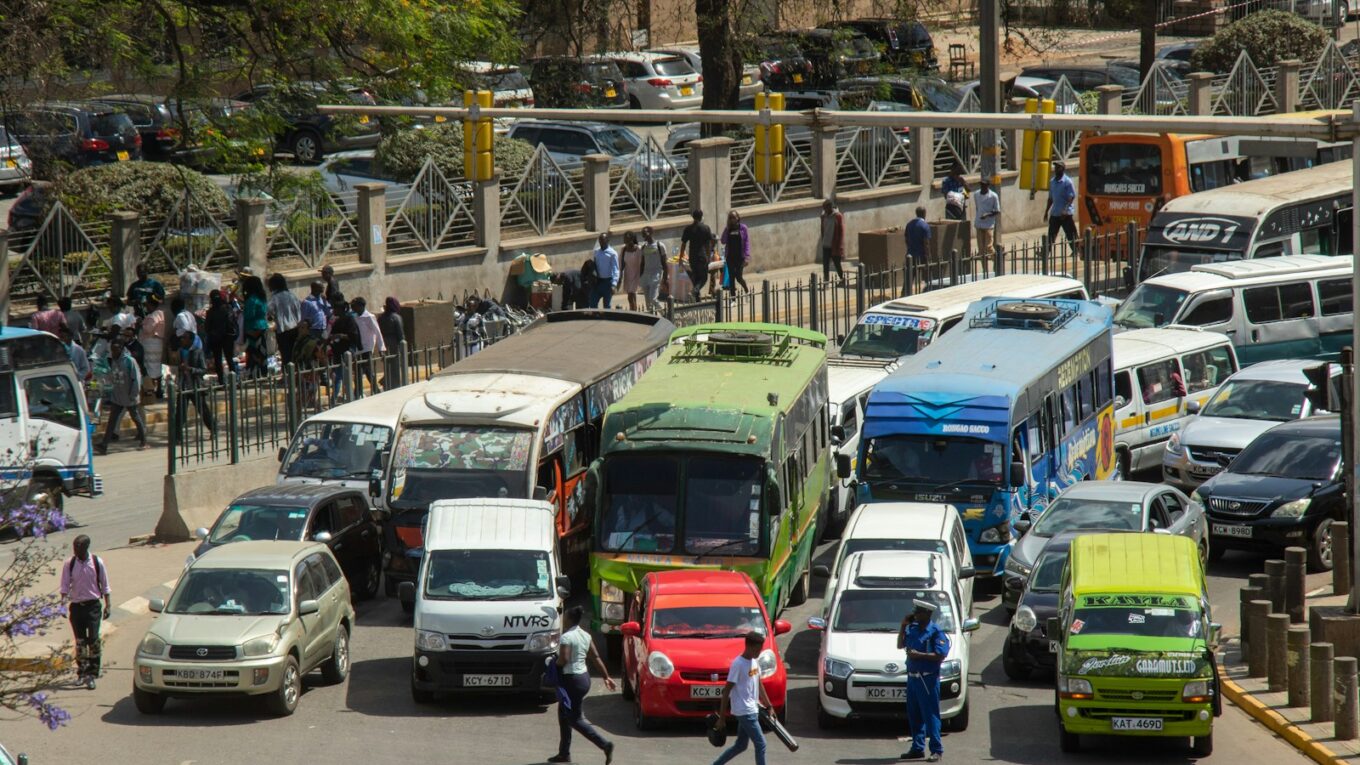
67 555 105 594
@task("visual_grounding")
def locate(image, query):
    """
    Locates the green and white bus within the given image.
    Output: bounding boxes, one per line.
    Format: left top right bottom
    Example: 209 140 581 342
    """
587 323 833 642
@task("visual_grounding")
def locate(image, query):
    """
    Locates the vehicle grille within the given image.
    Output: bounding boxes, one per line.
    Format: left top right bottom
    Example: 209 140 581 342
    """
680 670 729 682
1098 689 1178 702
1080 708 1196 721
168 645 238 661
1207 497 1271 518
446 634 525 651
1187 447 1239 466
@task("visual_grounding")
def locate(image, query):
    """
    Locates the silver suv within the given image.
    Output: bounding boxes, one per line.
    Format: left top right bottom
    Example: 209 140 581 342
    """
133 541 355 716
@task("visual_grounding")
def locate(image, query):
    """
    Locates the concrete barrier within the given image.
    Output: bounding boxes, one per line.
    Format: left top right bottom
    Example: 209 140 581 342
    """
157 456 280 542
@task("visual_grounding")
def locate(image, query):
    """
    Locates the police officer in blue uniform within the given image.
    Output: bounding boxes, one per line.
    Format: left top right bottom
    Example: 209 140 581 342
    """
897 598 951 761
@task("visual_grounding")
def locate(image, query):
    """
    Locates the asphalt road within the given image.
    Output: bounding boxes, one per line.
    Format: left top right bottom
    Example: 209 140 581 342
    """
4 522 1318 765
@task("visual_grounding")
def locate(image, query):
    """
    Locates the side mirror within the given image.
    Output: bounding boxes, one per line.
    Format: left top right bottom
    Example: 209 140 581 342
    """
836 333 845 346
1186 400 1201 415
1010 461 1026 487
812 564 831 578
148 598 164 613
194 527 209 541
369 478 382 499
298 599 320 615
963 617 980 633
1152 527 1172 535
398 581 416 602
1014 514 1031 535
18 754 28 765
313 530 333 543
830 425 846 445
807 616 827 631
1114 395 1127 410
555 575 571 599
959 565 976 580
620 621 641 637
1123 265 1134 290
1208 621 1222 646
774 619 792 636
277 447 286 463
835 453 852 480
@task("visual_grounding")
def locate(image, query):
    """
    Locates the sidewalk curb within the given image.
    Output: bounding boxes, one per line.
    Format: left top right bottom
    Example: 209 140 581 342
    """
1220 669 1340 765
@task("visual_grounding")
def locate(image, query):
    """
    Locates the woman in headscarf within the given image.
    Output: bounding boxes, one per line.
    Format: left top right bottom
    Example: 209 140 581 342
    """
241 275 270 377
379 297 405 390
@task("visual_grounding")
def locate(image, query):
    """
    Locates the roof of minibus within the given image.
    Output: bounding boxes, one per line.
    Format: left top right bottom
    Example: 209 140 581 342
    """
1157 159 1351 218
403 372 581 429
1140 254 1351 293
1069 533 1202 597
828 361 889 404
0 328 45 340
434 310 674 387
862 274 1086 317
301 381 431 427
1112 327 1233 370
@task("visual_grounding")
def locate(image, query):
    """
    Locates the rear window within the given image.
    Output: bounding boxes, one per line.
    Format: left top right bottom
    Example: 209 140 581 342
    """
585 62 623 82
90 112 135 137
484 70 530 91
653 58 695 77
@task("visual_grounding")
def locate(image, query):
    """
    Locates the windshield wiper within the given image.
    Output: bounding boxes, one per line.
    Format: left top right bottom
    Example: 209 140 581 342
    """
931 476 991 493
693 537 757 564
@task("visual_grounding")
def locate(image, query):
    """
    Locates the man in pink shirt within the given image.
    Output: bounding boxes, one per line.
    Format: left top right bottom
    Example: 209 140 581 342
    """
60 535 111 689
29 295 67 335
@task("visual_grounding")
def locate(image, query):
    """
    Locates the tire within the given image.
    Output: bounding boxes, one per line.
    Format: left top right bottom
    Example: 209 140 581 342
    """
1059 724 1080 753
633 691 656 731
621 670 635 702
945 699 970 732
1309 518 1335 573
289 129 323 165
1191 732 1213 757
266 656 302 716
997 301 1062 323
1207 544 1226 564
320 625 350 684
133 685 166 714
357 561 382 601
817 700 844 729
411 676 435 704
1116 449 1131 479
787 565 810 607
629 95 642 109
1002 640 1031 682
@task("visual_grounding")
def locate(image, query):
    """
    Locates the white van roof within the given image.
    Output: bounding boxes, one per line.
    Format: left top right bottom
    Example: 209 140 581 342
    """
828 361 889 404
301 381 431 427
1228 358 1330 384
401 372 580 428
1113 327 1233 371
845 502 955 542
424 499 557 553
863 274 1086 317
1157 160 1352 219
1140 255 1352 293
844 549 944 590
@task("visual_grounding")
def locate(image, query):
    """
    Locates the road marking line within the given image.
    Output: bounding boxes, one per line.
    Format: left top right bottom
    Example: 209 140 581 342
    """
118 596 150 615
1306 585 1329 598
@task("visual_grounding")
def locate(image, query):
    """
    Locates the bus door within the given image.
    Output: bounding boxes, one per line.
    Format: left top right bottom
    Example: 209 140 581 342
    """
17 368 89 471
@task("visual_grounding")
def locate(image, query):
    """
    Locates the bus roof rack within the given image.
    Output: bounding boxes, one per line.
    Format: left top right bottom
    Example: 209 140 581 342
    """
968 298 1077 333
674 327 796 364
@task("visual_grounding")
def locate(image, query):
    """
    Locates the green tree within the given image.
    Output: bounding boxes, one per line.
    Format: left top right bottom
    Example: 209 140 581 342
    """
1190 10 1328 74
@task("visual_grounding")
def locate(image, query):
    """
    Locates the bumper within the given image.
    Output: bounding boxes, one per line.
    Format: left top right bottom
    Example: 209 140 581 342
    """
1207 516 1318 552
966 540 1009 577
134 655 290 697
1059 700 1213 737
1006 627 1056 671
411 648 553 694
1162 451 1220 490
638 673 786 719
818 673 965 720
62 471 102 498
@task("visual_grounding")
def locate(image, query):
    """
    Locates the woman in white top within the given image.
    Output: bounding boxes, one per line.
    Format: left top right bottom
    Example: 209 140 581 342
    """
551 605 616 764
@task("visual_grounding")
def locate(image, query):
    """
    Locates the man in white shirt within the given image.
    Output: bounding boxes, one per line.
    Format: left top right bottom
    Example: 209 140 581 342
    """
713 631 774 765
973 178 1001 261
350 297 386 396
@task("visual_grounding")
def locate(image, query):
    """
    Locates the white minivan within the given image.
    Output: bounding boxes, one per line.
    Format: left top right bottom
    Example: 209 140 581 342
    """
825 360 891 537
837 274 1088 362
402 499 569 702
1112 327 1238 475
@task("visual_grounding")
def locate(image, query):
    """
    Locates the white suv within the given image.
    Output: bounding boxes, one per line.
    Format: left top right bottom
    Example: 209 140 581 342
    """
809 550 978 730
602 51 703 109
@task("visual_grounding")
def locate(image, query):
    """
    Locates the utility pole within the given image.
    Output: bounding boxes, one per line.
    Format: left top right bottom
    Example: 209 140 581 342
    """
978 0 1002 186
1351 102 1360 612
1342 346 1355 609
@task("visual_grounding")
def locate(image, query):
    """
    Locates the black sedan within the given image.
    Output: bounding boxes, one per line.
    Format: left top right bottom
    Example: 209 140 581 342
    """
191 484 385 599
1196 415 1342 572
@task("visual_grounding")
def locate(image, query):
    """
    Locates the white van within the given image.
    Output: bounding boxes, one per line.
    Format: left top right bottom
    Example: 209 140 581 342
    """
402 499 569 702
1113 254 1353 367
838 274 1088 362
1112 327 1238 475
277 382 430 502
825 360 891 536
814 501 975 614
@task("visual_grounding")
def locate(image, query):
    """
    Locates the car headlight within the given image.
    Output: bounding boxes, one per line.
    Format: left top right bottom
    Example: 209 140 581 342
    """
1182 680 1210 701
601 582 624 603
1059 675 1093 696
979 524 1010 544
527 629 561 653
415 629 448 652
1166 433 1183 455
1004 555 1030 578
940 659 961 678
1273 498 1311 518
756 648 778 678
1014 606 1038 634
647 651 674 679
138 633 166 657
823 656 854 679
242 634 280 657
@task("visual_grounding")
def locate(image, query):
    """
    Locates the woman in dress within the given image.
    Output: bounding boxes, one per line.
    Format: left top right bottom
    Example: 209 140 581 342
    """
620 230 642 311
240 275 270 378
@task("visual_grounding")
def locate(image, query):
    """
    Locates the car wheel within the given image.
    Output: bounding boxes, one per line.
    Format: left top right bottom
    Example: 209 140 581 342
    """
357 560 381 601
1116 448 1130 478
945 699 970 732
621 670 635 702
629 95 642 109
25 477 64 518
321 625 350 684
633 689 656 731
411 676 435 704
133 685 166 714
1310 518 1335 573
817 700 844 729
1002 640 1031 682
1342 0 1352 19
1059 723 1080 752
1207 544 1226 564
289 129 323 165
266 656 302 716
787 566 810 607
1191 732 1213 757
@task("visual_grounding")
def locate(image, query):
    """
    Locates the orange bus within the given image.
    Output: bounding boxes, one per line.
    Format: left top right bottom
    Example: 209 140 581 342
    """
1078 119 1350 238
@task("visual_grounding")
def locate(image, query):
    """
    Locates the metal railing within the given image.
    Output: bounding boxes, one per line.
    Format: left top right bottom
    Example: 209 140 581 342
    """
385 157 478 255
6 201 113 302
500 144 588 238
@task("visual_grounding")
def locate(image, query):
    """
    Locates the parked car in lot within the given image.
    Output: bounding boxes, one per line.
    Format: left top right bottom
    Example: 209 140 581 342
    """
1196 414 1342 571
837 75 964 112
1163 359 1341 491
5 102 142 170
830 18 938 70
602 51 703 110
231 82 381 165
525 56 630 109
86 94 181 161
959 76 1060 108
456 61 536 108
507 120 682 182
773 29 881 87
89 94 259 166
133 541 355 716
619 570 789 728
190 484 384 600
650 46 763 98
0 127 32 195
6 182 47 230
810 550 978 730
1019 64 1142 93
1004 481 1207 613
753 37 816 91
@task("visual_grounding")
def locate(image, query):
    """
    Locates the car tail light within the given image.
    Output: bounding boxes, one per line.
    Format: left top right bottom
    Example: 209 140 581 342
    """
525 97 535 106
132 134 142 147
770 63 783 74
80 138 109 152
647 78 673 87
577 82 593 93
156 128 180 141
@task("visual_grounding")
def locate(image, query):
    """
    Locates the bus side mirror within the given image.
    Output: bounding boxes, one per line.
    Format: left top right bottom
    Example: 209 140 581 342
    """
766 468 782 512
278 447 286 463
1047 616 1061 642
812 564 831 578
959 565 976 580
556 575 571 599
1010 461 1026 487
620 621 641 637
1114 395 1127 410
1123 266 1134 290
835 453 852 479
1208 621 1222 646
398 581 416 603
584 460 602 514
830 425 846 446
1186 400 1201 415
369 479 382 499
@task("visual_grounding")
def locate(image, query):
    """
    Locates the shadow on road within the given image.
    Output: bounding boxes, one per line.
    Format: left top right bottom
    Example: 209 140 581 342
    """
344 656 555 719
989 704 1202 764
99 678 330 726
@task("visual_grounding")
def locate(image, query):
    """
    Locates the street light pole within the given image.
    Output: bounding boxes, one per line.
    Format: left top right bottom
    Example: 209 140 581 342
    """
1350 102 1360 612
979 0 1002 186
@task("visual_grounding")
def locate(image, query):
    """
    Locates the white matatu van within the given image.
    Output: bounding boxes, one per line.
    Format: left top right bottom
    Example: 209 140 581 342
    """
825 360 891 537
402 498 570 703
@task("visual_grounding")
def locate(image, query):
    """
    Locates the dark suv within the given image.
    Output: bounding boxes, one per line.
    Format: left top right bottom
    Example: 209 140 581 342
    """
88 94 180 161
232 82 382 164
752 37 816 92
526 57 630 109
831 18 938 71
5 102 142 172
772 29 881 87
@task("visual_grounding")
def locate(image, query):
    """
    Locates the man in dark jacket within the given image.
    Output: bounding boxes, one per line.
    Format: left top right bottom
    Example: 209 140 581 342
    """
176 331 215 436
327 295 361 402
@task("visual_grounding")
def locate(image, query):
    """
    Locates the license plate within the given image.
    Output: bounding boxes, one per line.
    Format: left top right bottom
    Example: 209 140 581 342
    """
605 88 617 98
690 685 724 698
358 115 370 124
434 115 447 123
1191 464 1222 477
1049 640 1059 653
463 674 512 687
1213 523 1253 539
680 86 693 96
1112 717 1164 731
177 668 225 681
792 74 804 83
864 686 907 700
742 76 753 85
116 151 129 161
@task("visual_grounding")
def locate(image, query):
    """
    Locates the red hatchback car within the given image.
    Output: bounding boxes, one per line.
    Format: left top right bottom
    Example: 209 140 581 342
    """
620 570 790 729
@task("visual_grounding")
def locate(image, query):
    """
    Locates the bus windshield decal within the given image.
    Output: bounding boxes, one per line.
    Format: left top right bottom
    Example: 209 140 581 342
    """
1145 213 1254 251
862 313 935 331
389 426 533 502
1079 594 1193 609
